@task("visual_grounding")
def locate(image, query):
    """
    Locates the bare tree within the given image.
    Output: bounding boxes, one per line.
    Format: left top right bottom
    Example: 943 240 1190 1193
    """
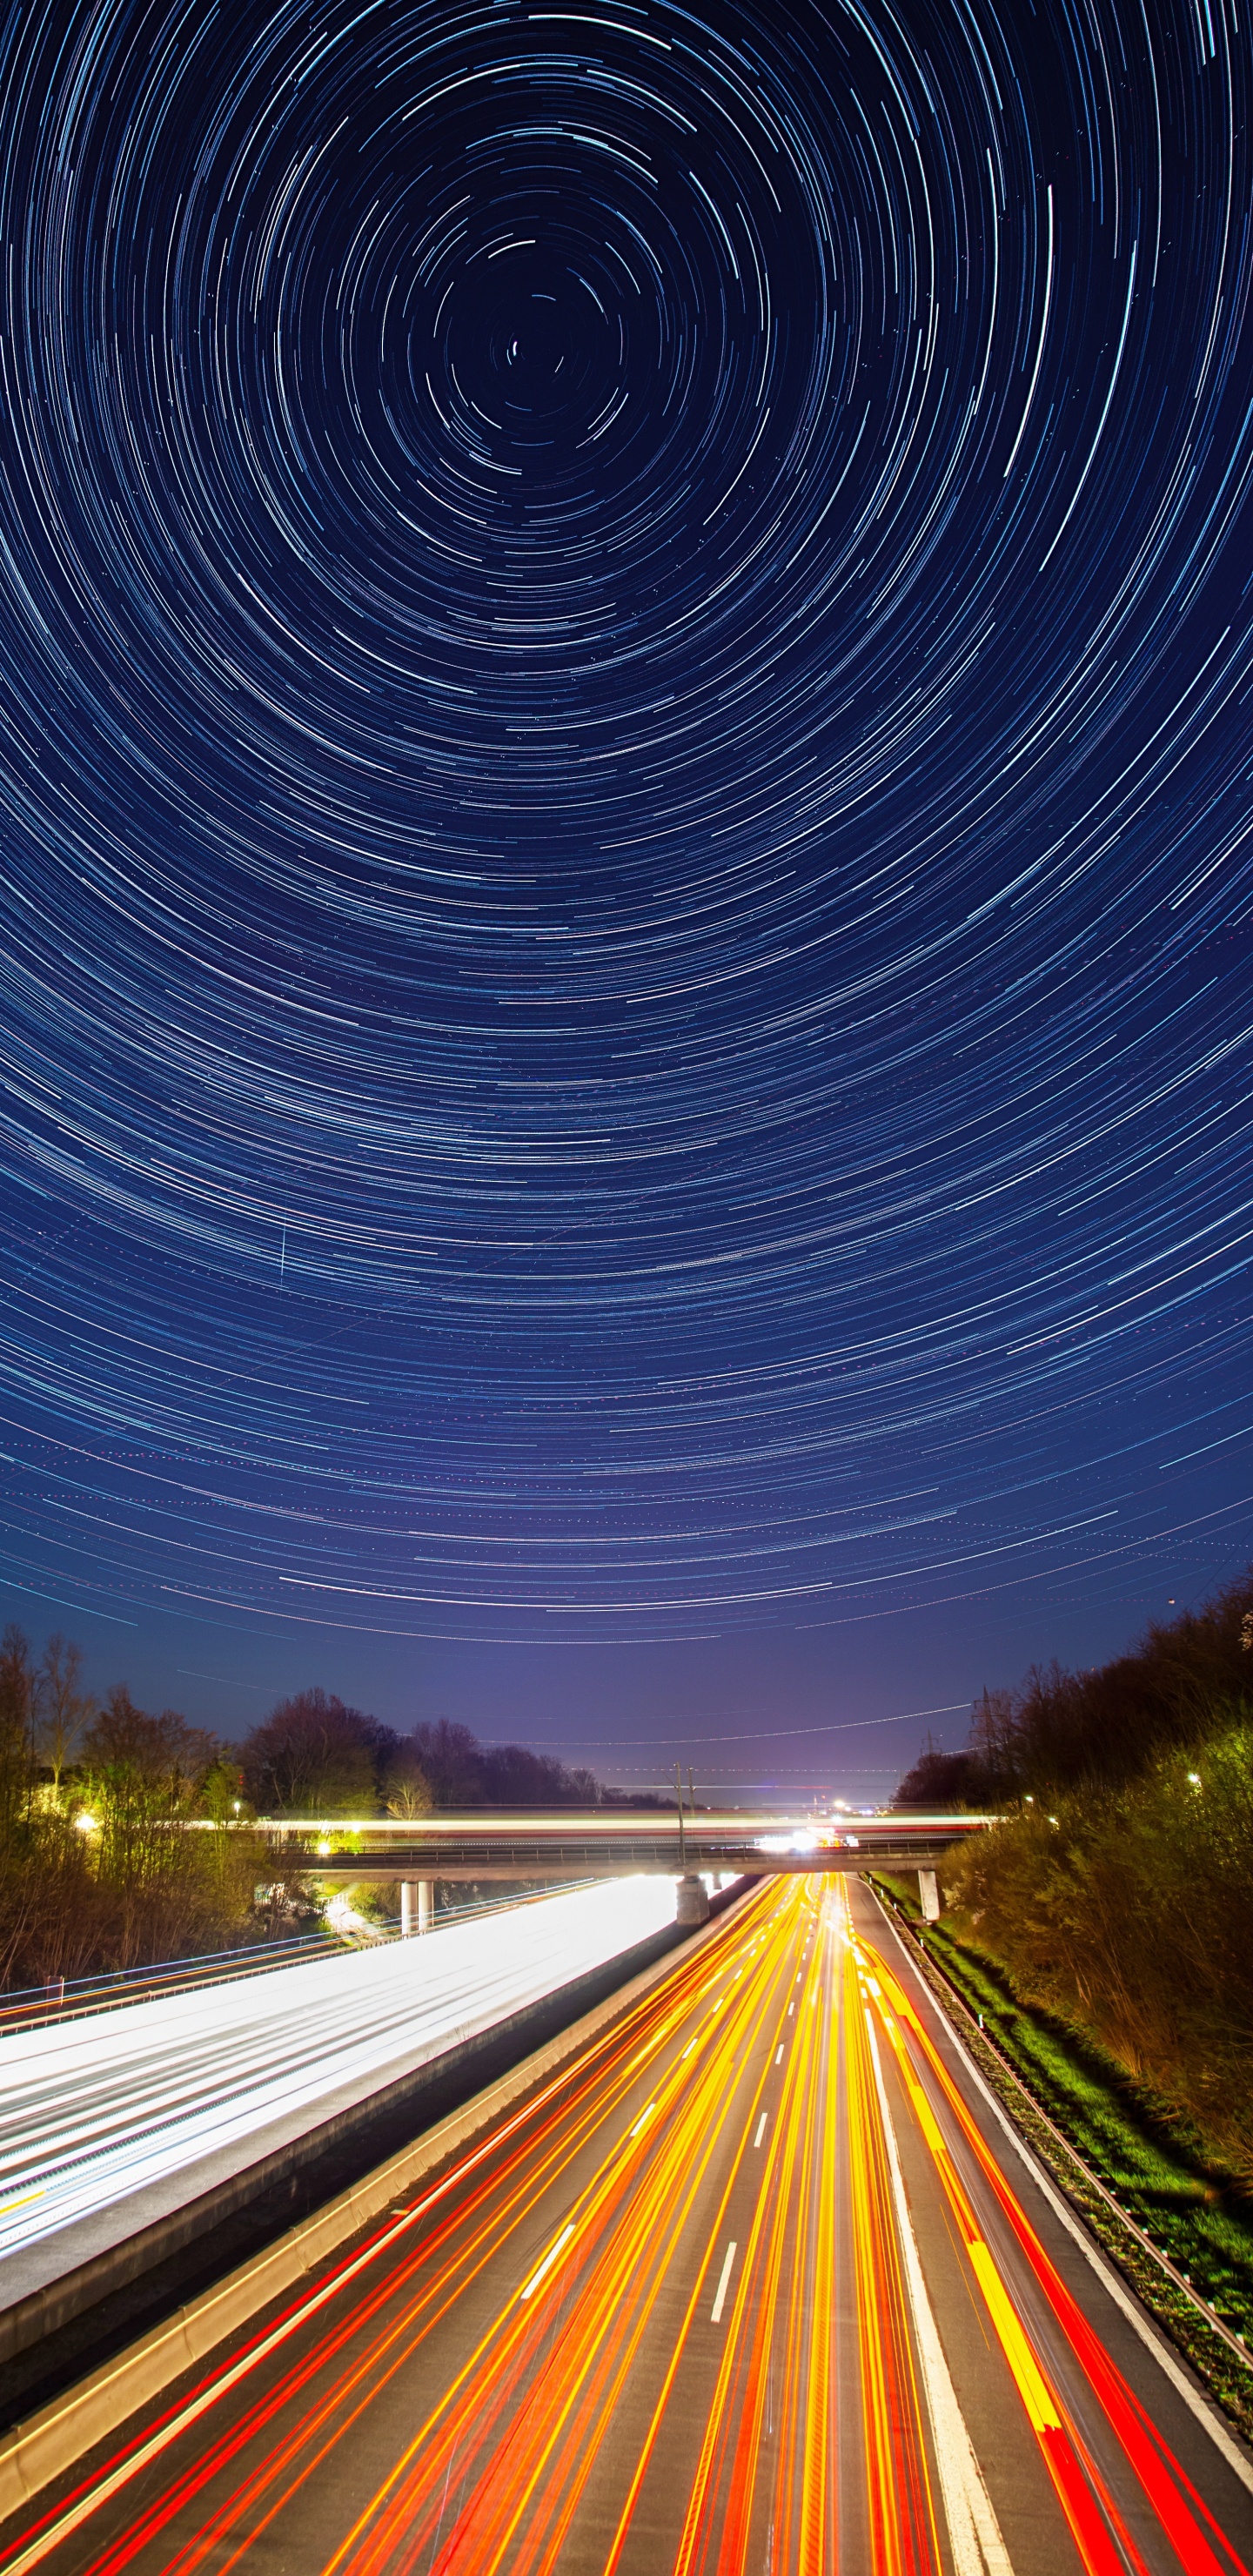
385 1761 432 1821
240 1689 399 1815
0 1625 34 1841
36 1633 95 1794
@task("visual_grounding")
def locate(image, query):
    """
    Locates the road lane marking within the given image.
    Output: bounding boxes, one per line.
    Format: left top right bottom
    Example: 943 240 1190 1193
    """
866 2016 1014 2575
774 2045 784 2064
754 2114 767 2148
519 2222 576 2302
628 2101 659 2140
711 2240 737 2324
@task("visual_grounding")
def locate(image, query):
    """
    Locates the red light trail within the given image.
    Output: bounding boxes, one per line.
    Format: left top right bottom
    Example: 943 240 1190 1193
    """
2 1879 1249 2576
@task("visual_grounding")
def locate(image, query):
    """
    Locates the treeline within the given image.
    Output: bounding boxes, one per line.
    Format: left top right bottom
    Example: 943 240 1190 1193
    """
237 1693 605 1817
0 1634 610 1991
897 1570 1253 1806
0 1627 267 1991
897 1573 1253 2182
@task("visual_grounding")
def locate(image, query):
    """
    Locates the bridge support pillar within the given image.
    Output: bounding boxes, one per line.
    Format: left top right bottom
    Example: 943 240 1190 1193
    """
917 1868 941 1923
676 1874 709 1929
400 1881 434 1935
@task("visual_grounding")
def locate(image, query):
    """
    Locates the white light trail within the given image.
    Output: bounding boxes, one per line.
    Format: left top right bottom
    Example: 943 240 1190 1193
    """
0 1881 676 2277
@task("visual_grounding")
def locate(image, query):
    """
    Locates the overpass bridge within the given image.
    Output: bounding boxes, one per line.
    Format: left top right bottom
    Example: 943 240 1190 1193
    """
256 1808 989 1882
254 1810 990 1924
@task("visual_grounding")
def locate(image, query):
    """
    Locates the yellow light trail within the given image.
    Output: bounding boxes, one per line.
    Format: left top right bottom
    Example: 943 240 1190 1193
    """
3 1881 1249 2576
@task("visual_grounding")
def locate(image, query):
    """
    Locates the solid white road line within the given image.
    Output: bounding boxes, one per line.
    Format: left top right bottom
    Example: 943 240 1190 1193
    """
711 2240 738 2324
866 2016 1014 2576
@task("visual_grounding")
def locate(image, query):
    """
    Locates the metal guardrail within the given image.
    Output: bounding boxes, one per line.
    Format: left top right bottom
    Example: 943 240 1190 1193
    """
0 1929 345 2039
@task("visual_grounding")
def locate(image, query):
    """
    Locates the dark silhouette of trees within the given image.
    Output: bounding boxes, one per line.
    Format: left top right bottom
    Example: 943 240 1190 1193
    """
0 1628 616 1988
897 1567 1253 1805
399 1719 603 1809
0 1632 273 1987
895 1741 990 1808
238 1689 401 1815
404 1719 486 1808
0 1625 34 1847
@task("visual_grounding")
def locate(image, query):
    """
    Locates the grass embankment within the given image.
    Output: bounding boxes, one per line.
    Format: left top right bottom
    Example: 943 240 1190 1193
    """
869 1871 1253 2439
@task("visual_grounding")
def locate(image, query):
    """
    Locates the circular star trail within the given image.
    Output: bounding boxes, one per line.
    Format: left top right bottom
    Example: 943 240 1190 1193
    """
1 0 1251 1650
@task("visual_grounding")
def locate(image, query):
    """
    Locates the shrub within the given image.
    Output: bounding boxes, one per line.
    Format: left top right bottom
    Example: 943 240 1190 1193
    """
942 1719 1253 2180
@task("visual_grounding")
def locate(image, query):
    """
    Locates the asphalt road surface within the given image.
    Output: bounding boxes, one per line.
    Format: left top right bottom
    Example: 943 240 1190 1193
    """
3 1874 1250 2576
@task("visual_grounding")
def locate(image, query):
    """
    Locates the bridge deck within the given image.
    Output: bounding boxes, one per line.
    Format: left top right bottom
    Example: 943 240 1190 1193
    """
251 1812 988 1882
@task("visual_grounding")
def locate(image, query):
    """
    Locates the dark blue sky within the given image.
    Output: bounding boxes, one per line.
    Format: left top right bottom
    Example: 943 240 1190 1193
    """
2 0 1251 1801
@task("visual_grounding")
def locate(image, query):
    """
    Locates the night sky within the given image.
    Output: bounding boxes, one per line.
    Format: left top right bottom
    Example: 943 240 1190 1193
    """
2 0 1251 1801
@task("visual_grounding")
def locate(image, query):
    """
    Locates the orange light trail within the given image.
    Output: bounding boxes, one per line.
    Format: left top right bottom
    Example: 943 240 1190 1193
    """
1 1879 1249 2576
854 1923 1251 2576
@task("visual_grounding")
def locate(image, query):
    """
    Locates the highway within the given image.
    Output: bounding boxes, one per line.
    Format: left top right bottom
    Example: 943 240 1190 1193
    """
0 1879 678 2318
2 1873 1250 2576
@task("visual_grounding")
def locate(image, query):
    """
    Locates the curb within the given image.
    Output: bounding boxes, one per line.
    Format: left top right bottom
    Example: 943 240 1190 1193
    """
0 1881 753 2532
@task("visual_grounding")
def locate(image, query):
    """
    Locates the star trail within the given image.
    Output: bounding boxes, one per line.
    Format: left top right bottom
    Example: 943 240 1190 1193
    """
1 0 1251 1741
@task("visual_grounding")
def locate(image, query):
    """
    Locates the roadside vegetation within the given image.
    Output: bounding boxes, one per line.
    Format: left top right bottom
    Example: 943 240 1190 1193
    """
895 1571 1253 2183
884 1568 1253 2421
0 1633 613 1989
0 1628 274 1989
872 1868 1253 2438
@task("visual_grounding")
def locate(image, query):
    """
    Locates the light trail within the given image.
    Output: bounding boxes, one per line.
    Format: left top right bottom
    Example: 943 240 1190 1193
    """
858 1933 1250 2576
844 1908 943 2576
0 1879 677 2276
0 1877 1250 2576
3 0 1252 1694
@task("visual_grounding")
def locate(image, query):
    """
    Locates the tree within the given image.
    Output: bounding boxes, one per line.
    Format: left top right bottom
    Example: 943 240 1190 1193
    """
385 1758 432 1821
404 1720 486 1808
35 1633 95 1794
0 1625 34 1846
396 1721 605 1809
895 1741 990 1808
79 1689 219 1886
479 1741 595 1808
920 1568 1253 1808
240 1689 399 1815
